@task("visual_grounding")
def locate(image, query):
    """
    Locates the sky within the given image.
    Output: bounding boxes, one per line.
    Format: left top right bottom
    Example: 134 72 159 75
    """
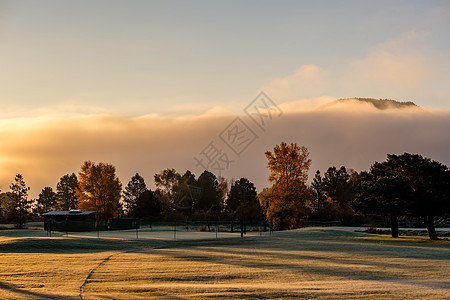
0 1 449 197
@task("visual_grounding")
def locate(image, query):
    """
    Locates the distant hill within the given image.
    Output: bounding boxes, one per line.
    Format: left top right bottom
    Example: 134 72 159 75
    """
320 98 420 110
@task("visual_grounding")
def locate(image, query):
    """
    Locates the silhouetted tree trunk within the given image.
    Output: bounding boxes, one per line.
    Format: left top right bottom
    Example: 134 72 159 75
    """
390 212 399 238
18 208 23 229
422 215 438 240
230 216 235 233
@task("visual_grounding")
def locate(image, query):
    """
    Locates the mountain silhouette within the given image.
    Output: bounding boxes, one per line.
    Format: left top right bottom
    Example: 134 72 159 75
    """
319 98 420 110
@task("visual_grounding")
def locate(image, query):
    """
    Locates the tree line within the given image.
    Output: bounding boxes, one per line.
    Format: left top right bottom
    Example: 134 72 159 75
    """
1 142 449 239
0 173 78 228
258 142 449 240
0 162 262 230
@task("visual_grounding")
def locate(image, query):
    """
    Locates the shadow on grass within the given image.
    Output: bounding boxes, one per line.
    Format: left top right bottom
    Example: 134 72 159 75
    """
134 231 450 291
0 237 166 254
0 281 73 299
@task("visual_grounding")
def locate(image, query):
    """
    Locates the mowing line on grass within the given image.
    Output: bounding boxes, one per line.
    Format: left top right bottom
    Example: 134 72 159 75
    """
79 253 115 299
78 241 168 299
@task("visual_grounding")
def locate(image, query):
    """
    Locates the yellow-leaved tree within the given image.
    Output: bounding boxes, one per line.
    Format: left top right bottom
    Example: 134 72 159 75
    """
76 161 122 221
259 142 313 230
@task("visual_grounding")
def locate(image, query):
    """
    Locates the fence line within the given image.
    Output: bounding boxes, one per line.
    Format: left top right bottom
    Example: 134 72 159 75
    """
45 219 274 240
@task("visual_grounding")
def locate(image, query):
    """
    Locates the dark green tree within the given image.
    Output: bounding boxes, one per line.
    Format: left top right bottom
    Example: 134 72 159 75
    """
36 186 57 216
181 170 198 187
354 153 450 239
56 173 78 210
134 190 163 221
312 166 361 225
171 170 199 214
0 192 15 223
387 153 450 240
322 166 352 209
196 171 222 216
154 168 181 216
354 164 408 238
9 174 31 228
123 173 148 217
311 170 327 210
226 178 262 232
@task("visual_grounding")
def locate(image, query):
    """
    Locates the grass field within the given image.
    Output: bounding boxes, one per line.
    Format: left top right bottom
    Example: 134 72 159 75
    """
0 228 449 299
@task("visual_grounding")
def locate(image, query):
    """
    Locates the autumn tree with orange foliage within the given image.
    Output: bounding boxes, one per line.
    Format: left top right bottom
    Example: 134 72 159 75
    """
259 142 313 230
76 161 122 221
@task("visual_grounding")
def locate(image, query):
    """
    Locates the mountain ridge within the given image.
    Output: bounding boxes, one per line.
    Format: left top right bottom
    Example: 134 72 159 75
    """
320 98 420 110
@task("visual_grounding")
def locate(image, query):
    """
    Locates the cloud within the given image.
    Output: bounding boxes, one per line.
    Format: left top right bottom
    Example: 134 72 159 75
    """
0 102 117 120
1 102 449 199
0 109 235 197
347 32 429 97
350 50 426 85
262 64 329 101
263 31 447 106
1 33 448 198
277 96 337 113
